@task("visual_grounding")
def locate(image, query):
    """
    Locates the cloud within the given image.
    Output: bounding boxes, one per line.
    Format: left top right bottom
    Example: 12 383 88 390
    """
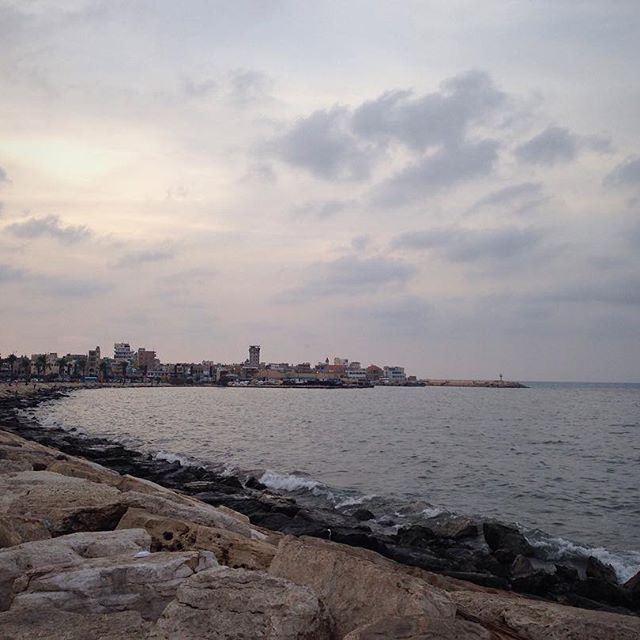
346 295 431 337
292 199 353 218
0 263 28 283
605 155 640 188
5 214 91 243
392 225 543 263
351 234 370 251
473 182 543 209
375 139 499 205
515 127 610 166
352 70 505 151
271 106 375 181
0 166 8 184
116 247 175 267
279 255 415 301
183 77 217 97
229 69 272 105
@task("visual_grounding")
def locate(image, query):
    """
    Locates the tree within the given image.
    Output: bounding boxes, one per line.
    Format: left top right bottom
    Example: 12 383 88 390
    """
141 364 148 380
20 356 31 381
99 360 109 382
7 354 17 382
120 360 128 381
78 356 87 379
57 356 67 379
36 354 47 379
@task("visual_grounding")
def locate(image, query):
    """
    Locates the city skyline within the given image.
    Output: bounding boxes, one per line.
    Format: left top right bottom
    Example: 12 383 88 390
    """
1 2 639 382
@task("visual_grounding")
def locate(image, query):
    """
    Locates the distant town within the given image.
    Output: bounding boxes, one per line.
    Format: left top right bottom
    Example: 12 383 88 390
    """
0 344 424 388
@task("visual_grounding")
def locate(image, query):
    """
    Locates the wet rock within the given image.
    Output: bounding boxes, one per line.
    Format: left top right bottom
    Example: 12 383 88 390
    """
451 589 640 640
586 556 618 584
425 514 479 540
625 570 640 606
352 508 375 521
269 535 455 638
342 615 491 640
152 567 331 639
483 522 534 563
11 550 217 622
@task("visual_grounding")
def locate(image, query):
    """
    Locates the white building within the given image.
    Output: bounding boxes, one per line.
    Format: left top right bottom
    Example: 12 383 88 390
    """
114 342 135 361
383 366 406 383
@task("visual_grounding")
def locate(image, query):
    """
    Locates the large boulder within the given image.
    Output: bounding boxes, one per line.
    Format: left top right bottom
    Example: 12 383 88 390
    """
0 528 151 610
151 567 332 639
450 589 640 640
118 507 276 570
11 550 217 622
483 522 534 563
342 615 491 640
269 535 456 638
0 471 126 537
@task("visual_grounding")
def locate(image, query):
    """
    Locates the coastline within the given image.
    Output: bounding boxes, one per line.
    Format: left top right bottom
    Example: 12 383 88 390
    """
1 384 639 615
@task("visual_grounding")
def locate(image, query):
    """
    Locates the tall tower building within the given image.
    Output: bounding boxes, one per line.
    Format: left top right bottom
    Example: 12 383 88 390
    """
248 345 260 367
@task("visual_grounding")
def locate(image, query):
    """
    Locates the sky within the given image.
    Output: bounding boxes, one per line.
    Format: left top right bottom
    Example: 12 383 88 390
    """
1 0 639 382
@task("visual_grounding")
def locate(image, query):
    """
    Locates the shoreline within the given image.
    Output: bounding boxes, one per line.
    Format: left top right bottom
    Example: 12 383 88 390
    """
1 384 638 620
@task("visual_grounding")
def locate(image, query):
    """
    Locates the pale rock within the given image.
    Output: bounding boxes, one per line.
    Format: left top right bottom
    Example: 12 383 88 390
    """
117 507 276 570
451 589 640 640
342 615 491 640
11 550 217 621
151 566 331 640
0 528 151 610
269 535 456 638
0 514 51 548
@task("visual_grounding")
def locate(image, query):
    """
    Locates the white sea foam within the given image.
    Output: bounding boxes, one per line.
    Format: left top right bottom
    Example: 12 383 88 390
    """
154 450 191 466
422 506 448 519
528 533 640 583
334 494 377 509
259 469 321 492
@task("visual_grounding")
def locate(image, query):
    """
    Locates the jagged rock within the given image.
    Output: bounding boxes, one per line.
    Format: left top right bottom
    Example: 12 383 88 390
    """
424 514 479 539
450 589 640 640
11 550 217 622
0 514 51 547
342 615 491 639
0 471 126 537
47 459 123 487
0 529 151 610
483 522 534 563
625 569 640 606
586 556 618 584
269 535 455 638
352 508 375 521
0 606 152 640
121 491 255 538
117 507 276 570
151 567 332 639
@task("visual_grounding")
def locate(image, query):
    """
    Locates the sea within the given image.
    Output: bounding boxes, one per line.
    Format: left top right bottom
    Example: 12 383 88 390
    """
29 382 640 582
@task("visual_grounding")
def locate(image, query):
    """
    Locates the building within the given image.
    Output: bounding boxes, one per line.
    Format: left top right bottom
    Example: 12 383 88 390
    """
248 345 260 367
334 357 348 366
114 342 135 361
87 347 101 376
135 348 158 371
383 366 406 384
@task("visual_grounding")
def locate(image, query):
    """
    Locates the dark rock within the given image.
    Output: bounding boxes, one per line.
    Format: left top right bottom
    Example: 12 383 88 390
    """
395 525 436 549
483 521 534 563
352 508 375 522
586 556 618 584
244 476 267 490
423 514 478 540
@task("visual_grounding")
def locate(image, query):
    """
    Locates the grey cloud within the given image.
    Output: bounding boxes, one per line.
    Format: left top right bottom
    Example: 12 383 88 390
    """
352 70 505 151
279 255 415 302
0 263 28 283
5 214 91 244
351 234 370 251
183 77 217 97
116 248 175 267
0 166 8 184
605 156 640 188
515 127 610 166
293 199 353 218
392 226 543 263
37 276 112 298
375 139 499 205
229 69 272 104
474 182 543 208
272 107 375 181
346 296 431 337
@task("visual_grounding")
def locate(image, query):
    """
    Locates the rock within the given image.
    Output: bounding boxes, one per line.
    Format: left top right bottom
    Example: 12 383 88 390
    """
0 606 152 640
0 514 51 547
0 471 126 537
425 514 479 540
0 529 151 610
151 567 332 639
342 615 491 639
450 589 640 640
625 569 640 606
11 550 217 621
483 522 534 563
121 491 255 538
269 535 455 638
586 556 618 584
352 508 375 521
117 507 276 570
47 459 123 487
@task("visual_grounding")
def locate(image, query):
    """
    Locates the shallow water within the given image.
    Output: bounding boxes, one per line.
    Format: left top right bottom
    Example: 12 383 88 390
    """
33 383 640 570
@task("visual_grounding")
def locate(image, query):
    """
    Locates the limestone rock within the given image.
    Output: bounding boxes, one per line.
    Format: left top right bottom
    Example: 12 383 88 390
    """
0 514 51 548
342 615 491 639
151 566 331 640
117 507 276 570
451 589 640 640
11 550 217 622
269 535 456 637
0 529 151 610
0 605 152 639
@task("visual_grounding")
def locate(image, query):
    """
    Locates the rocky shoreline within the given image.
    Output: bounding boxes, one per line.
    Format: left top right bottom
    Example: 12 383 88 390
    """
1 384 639 639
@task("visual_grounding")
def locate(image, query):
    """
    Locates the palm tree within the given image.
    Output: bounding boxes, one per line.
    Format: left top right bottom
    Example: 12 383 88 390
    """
57 356 67 379
99 360 109 383
78 356 87 379
120 360 128 381
7 354 17 382
20 356 31 382
36 354 47 379
141 364 148 380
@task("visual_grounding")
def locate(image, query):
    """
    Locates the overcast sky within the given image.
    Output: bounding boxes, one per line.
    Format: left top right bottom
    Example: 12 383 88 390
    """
1 1 639 381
